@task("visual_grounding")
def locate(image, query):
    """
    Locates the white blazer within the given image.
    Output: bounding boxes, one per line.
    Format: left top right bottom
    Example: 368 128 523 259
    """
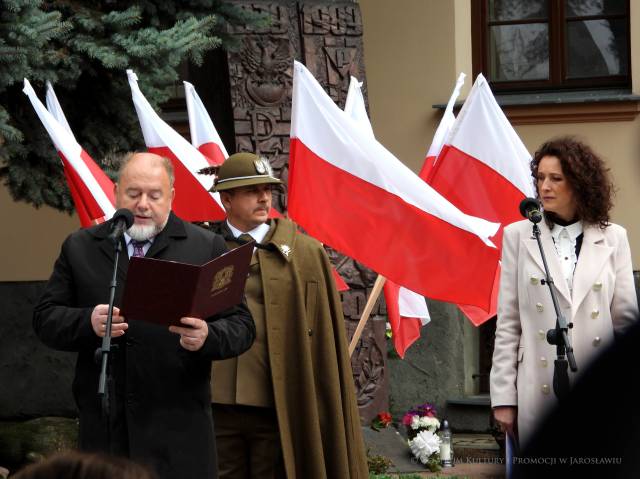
490 219 638 445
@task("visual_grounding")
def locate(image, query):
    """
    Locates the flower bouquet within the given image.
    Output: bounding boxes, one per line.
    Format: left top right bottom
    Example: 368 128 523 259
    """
402 403 441 472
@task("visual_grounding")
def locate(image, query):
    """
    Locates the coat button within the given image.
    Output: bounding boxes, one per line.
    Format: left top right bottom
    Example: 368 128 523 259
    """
538 329 545 340
308 328 313 336
541 384 550 395
540 356 547 367
591 309 599 319
536 303 544 313
593 336 601 347
530 276 539 285
593 282 603 291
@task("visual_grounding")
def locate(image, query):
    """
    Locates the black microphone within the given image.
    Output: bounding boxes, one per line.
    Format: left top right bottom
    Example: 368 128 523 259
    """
108 208 134 243
519 197 543 224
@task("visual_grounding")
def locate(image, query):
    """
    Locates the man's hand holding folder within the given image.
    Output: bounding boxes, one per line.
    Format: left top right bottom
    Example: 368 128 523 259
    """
169 317 210 351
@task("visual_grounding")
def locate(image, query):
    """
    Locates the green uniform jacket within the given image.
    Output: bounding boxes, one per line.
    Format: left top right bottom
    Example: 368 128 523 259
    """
211 218 368 479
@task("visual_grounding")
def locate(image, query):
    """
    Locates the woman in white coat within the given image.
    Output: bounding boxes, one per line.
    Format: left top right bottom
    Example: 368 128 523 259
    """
490 137 638 447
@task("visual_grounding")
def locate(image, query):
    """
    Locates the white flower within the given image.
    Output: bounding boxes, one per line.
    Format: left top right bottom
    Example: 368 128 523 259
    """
418 416 440 432
410 416 422 430
409 430 442 464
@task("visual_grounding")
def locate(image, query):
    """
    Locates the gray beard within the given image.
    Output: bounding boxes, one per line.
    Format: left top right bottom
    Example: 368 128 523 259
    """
127 218 168 241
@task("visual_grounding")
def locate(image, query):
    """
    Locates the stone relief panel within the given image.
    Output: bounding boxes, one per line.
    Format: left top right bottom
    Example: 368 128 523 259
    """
227 2 298 212
300 3 366 107
226 0 386 421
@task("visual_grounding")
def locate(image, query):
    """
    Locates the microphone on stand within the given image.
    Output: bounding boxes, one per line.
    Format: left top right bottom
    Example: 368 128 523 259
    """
519 197 543 224
108 209 134 244
519 195 578 402
98 208 134 439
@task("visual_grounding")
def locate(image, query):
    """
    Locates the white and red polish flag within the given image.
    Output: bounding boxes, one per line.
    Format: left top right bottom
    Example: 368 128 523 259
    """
343 75 429 358
426 73 534 326
23 79 116 226
343 76 375 137
289 61 500 309
419 73 465 182
184 81 228 166
45 82 74 136
45 82 116 227
126 70 225 222
417 73 498 325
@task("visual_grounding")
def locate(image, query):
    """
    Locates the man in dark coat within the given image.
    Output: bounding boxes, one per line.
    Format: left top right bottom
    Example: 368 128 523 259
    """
207 152 368 479
33 152 255 479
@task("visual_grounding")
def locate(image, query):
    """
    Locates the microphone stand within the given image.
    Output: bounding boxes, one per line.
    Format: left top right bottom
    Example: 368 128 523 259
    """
95 236 123 452
531 222 578 401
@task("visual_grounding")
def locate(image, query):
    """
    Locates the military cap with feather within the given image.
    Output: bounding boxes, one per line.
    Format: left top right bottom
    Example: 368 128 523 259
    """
207 152 282 192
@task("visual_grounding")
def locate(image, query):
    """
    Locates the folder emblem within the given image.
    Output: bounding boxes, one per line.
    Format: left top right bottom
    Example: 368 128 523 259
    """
211 265 235 293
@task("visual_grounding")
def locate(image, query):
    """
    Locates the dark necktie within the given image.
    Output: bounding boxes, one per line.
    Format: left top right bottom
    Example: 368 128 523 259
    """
131 240 148 258
237 233 254 244
232 232 275 251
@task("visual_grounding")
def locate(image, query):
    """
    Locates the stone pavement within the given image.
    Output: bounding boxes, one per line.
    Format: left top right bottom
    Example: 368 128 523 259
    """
363 427 506 478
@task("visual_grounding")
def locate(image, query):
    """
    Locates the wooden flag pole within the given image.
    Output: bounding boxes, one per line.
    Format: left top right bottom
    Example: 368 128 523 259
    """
349 274 387 357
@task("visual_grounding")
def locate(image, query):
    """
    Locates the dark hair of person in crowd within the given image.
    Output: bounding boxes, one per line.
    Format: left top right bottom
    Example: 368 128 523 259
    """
530 136 615 229
12 450 157 479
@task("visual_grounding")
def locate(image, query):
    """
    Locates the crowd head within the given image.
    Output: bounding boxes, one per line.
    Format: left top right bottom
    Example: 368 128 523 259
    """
12 450 157 479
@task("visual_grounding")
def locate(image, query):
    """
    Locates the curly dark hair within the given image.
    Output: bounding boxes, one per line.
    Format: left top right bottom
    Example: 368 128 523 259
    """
530 136 614 229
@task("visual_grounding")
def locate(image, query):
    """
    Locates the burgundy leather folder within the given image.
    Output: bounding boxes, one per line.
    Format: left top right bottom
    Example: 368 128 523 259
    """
121 241 253 327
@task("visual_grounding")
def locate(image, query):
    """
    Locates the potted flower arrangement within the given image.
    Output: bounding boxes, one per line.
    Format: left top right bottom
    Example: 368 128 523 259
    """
402 403 441 472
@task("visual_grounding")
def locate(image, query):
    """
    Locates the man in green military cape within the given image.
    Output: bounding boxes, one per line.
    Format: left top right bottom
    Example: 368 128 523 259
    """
207 152 368 479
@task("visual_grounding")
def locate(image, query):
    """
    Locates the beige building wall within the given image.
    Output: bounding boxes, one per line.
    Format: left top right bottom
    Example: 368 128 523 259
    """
359 0 459 172
0 184 79 281
360 0 640 266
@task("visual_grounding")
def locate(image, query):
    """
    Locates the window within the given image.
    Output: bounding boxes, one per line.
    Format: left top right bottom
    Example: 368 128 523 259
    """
472 0 630 92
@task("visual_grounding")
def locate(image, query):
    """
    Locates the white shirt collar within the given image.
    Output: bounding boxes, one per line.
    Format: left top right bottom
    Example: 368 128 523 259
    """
550 221 583 242
226 220 270 244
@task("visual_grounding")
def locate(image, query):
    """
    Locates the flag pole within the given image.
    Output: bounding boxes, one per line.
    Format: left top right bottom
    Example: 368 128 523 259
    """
349 274 386 357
